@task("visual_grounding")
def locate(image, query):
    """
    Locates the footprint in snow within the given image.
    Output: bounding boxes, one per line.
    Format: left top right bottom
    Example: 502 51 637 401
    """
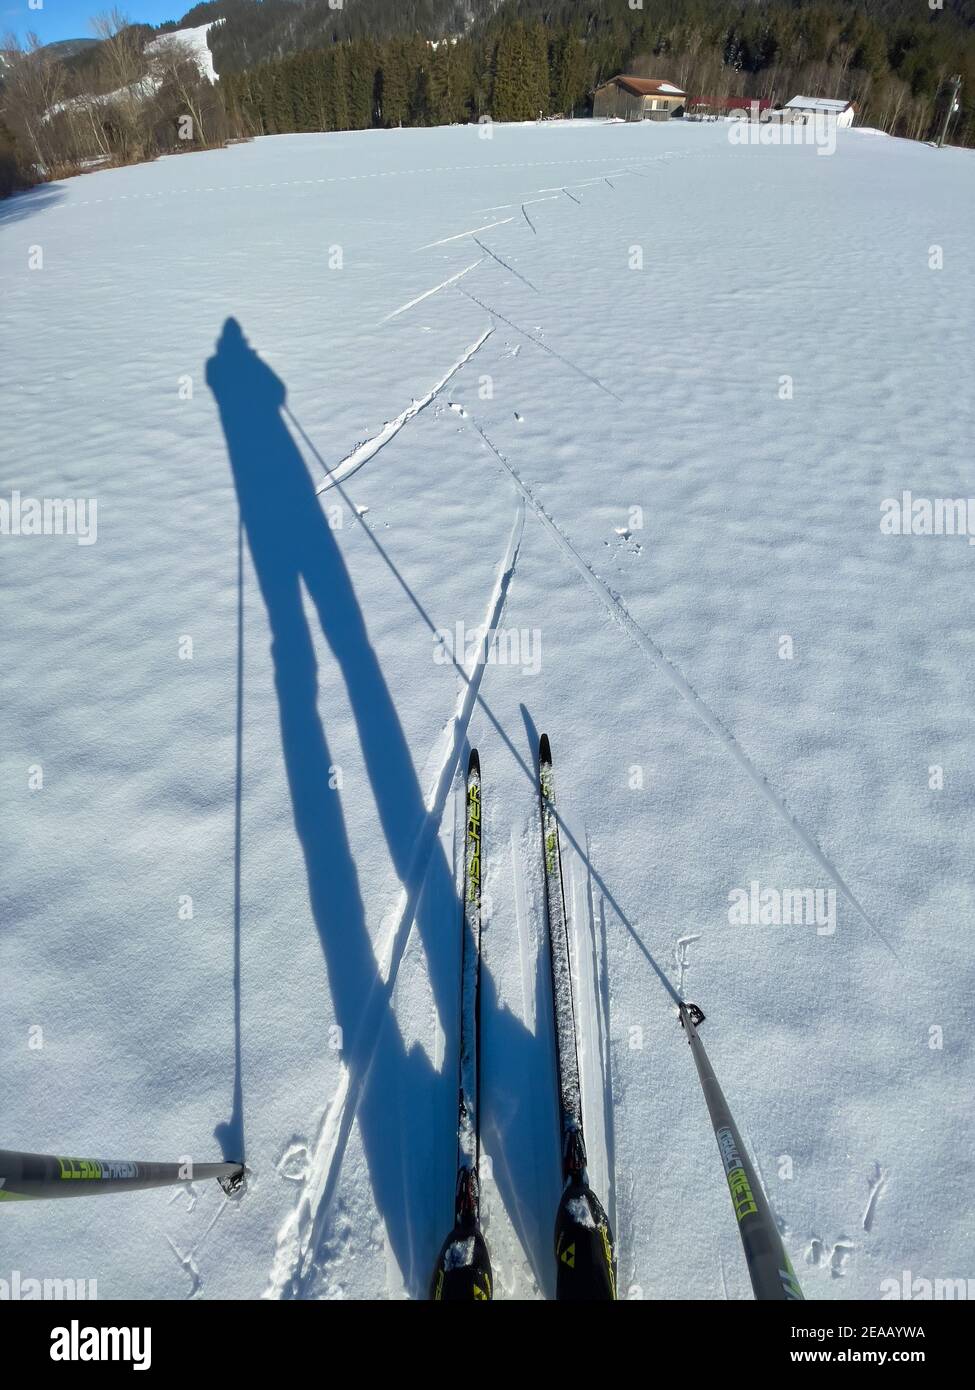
277 1141 310 1183
806 1235 855 1278
613 526 643 555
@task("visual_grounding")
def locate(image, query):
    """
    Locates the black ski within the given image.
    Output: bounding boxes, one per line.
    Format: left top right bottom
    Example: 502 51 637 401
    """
538 733 617 1301
430 749 492 1301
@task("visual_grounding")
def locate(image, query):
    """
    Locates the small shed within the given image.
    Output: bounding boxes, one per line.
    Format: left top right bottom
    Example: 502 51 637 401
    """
593 77 687 122
780 96 855 127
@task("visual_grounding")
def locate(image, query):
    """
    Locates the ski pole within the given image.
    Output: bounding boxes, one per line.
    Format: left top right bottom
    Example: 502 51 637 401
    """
677 1004 802 1300
0 1148 244 1201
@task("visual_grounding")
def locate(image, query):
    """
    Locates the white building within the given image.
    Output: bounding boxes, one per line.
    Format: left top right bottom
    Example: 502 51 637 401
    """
782 96 856 127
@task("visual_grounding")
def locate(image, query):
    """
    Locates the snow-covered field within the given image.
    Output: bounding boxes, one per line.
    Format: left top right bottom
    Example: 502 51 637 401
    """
1 117 973 1301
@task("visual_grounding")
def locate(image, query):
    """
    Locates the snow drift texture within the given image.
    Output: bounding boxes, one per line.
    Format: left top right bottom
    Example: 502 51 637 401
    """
1 117 973 1300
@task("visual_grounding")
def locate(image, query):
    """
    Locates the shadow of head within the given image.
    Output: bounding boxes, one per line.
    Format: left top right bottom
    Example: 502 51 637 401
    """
206 316 286 419
206 317 329 536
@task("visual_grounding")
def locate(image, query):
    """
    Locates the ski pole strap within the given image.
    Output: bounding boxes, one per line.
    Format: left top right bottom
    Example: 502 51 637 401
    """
678 1006 803 1301
0 1149 245 1201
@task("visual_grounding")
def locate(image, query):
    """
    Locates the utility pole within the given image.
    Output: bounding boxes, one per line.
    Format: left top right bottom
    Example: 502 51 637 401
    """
938 74 962 148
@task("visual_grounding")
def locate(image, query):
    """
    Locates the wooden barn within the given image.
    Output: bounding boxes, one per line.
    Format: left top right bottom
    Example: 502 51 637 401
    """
593 76 687 122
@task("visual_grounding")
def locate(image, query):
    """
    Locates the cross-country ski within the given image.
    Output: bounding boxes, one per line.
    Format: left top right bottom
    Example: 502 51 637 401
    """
537 734 617 1301
430 750 492 1301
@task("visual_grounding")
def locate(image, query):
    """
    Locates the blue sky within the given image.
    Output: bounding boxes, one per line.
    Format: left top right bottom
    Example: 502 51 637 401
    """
3 1 183 45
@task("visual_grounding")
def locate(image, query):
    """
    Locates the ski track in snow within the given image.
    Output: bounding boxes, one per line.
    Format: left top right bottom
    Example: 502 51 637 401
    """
595 892 616 1230
380 259 483 323
417 217 515 250
463 415 896 961
264 498 526 1299
455 288 624 404
574 827 617 1236
165 1193 232 1300
862 1162 889 1232
314 327 493 493
674 934 701 997
36 150 700 216
476 194 559 213
471 235 538 293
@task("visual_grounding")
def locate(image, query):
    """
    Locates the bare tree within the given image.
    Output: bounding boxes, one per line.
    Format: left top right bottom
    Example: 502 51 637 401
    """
148 35 211 146
91 9 144 92
0 32 72 176
89 9 148 162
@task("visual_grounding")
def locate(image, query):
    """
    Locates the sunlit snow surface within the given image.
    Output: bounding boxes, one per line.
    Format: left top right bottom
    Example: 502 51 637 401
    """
1 119 973 1300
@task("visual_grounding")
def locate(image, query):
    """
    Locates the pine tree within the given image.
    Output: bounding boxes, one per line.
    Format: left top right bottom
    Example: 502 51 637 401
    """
329 44 350 131
348 39 379 129
528 23 552 117
379 38 409 126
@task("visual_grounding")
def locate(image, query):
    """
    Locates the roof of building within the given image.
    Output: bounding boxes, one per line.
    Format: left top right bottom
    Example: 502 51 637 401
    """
689 96 773 110
605 76 687 98
784 96 853 112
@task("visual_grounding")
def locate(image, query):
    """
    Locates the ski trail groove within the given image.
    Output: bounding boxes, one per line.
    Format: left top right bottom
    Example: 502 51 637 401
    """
264 499 526 1299
862 1162 888 1232
314 327 493 494
595 891 617 1236
472 235 538 292
674 933 701 997
456 288 623 404
380 259 483 323
418 217 515 250
560 814 615 1235
467 420 896 960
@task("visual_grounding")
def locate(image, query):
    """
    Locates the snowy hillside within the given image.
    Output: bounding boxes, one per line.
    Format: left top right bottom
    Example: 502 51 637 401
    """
46 21 219 120
1 117 973 1301
146 22 220 85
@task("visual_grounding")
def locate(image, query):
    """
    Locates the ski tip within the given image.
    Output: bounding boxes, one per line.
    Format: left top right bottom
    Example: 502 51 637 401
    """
539 732 552 765
467 747 480 777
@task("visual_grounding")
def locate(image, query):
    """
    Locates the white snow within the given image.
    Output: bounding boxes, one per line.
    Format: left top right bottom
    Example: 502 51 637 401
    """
46 21 219 119
1 118 973 1302
145 22 220 86
785 96 853 113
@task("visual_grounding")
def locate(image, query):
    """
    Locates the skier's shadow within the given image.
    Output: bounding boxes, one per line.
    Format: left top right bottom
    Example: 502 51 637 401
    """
207 318 559 1297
